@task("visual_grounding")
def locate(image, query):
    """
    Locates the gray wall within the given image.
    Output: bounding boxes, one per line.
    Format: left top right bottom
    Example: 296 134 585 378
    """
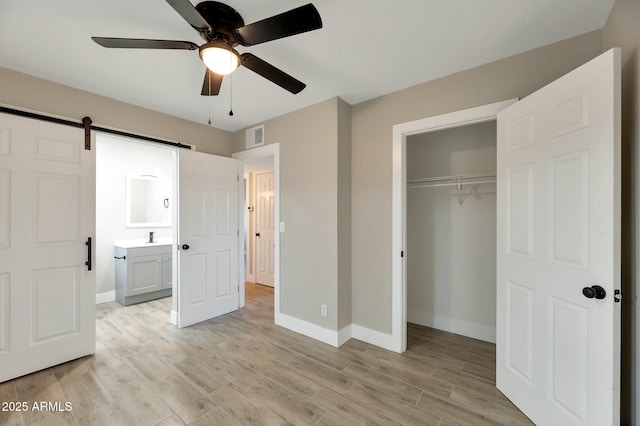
603 0 640 423
232 98 344 330
350 29 604 334
0 67 233 156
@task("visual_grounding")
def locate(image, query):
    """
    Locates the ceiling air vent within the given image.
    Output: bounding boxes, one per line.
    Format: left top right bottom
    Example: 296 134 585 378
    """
246 125 265 149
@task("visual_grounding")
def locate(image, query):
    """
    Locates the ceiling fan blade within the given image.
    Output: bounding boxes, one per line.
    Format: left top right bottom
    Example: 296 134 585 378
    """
240 53 306 94
201 68 223 96
165 0 212 33
92 37 198 50
235 3 322 46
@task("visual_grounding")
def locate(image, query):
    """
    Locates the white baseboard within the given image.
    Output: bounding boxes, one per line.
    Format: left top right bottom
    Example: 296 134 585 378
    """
170 310 178 326
351 324 399 352
96 291 115 305
408 309 496 344
273 313 403 352
275 312 348 347
337 324 352 347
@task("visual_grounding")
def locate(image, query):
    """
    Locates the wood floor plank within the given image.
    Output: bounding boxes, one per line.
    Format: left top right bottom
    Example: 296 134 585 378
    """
342 363 423 405
310 386 401 426
287 355 355 394
244 378 326 425
448 387 535 426
416 390 503 426
148 372 217 424
188 406 242 426
346 383 441 425
170 356 230 395
211 382 291 426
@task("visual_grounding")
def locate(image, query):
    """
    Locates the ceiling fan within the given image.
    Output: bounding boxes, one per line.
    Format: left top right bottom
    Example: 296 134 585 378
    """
92 0 322 96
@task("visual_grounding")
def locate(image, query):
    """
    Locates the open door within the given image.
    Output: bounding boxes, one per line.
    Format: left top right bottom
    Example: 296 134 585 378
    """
0 112 95 383
496 48 621 425
177 149 239 328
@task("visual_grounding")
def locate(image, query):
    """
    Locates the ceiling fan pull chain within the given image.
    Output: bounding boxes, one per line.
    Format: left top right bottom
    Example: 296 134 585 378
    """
229 74 234 116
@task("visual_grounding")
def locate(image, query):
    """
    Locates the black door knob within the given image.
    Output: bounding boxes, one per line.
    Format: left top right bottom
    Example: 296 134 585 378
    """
181 244 190 250
256 233 261 237
582 285 606 300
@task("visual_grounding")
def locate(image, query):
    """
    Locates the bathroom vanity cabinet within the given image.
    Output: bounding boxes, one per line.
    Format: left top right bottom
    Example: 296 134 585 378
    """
114 241 172 305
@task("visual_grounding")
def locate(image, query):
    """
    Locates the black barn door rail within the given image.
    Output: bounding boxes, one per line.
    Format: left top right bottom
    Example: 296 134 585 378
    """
0 106 192 150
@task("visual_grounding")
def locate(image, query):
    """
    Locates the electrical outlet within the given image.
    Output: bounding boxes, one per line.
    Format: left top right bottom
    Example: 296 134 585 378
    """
320 304 328 317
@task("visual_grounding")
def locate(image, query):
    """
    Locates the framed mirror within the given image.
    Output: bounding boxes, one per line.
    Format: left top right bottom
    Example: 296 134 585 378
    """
125 175 172 227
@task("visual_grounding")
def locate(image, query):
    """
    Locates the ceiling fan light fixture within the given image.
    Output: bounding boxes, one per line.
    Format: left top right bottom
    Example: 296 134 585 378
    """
199 40 240 75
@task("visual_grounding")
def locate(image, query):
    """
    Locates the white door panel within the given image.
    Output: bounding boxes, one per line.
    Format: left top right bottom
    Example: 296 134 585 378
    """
497 49 621 425
0 112 95 383
178 150 239 327
256 172 275 286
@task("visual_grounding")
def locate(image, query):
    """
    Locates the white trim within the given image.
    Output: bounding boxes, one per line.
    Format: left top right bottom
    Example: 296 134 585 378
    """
351 324 398 352
275 312 343 347
170 310 178 326
391 99 518 353
95 291 115 305
407 310 496 344
337 324 352 347
233 144 280 316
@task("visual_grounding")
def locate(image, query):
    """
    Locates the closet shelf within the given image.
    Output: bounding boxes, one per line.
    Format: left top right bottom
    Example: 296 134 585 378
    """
407 172 496 189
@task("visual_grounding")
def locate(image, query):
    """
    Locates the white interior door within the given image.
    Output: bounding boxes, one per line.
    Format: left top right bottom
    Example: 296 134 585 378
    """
496 48 621 425
177 149 239 328
255 171 275 287
0 112 95 383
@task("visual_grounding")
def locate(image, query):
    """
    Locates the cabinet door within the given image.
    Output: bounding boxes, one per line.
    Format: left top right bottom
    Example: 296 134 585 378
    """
162 254 172 290
127 255 163 296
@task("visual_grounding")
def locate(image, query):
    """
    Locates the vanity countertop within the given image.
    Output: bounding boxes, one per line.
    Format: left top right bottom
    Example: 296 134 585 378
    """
114 238 173 248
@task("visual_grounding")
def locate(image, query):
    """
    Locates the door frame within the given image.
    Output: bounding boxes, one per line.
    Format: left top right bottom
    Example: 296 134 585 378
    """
232 144 280 312
390 99 517 353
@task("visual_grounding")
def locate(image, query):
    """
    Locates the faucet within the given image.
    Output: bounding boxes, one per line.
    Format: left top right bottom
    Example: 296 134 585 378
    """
149 231 154 243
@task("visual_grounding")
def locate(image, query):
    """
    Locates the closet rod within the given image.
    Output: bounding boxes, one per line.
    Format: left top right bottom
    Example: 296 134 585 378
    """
407 172 496 187
408 179 496 189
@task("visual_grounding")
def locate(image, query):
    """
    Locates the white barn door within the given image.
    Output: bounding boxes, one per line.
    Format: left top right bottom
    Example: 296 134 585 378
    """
0 112 95 383
177 149 239 327
496 48 621 425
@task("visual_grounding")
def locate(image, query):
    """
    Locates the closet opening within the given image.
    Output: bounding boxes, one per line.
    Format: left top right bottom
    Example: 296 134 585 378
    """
406 121 497 347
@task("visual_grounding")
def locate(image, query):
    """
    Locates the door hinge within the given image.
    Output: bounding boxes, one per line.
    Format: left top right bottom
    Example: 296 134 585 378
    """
401 251 404 258
237 175 240 182
614 289 622 303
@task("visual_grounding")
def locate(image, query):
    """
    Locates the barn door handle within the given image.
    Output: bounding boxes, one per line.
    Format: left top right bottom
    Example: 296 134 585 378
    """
85 237 92 271
582 285 606 300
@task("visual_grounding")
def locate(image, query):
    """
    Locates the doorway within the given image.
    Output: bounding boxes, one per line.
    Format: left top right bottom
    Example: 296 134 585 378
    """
233 144 280 314
391 99 517 353
242 157 275 287
95 133 176 319
406 120 497 344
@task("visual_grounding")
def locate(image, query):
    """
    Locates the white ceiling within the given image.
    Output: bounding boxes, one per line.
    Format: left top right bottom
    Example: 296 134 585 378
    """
0 1 614 132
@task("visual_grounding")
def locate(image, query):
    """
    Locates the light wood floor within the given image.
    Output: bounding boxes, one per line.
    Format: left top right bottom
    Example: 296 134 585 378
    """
0 283 533 425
